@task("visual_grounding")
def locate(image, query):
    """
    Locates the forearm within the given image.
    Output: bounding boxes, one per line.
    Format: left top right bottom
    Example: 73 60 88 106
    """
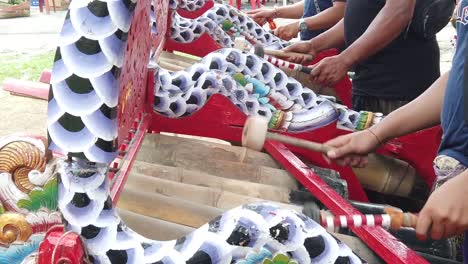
304 2 345 31
372 72 449 142
339 0 416 66
309 19 345 51
276 1 304 19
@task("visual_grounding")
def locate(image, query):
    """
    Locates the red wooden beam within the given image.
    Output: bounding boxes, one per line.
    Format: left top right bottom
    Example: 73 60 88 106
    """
264 140 428 264
2 78 49 100
110 113 150 204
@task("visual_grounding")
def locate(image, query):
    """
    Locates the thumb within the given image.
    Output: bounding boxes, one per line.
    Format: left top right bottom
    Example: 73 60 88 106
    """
326 143 354 159
246 9 260 14
283 44 297 53
282 46 291 52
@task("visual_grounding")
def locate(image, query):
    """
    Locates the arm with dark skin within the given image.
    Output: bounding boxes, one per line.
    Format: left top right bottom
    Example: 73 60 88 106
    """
247 1 304 26
274 1 346 41
284 0 416 86
339 0 416 67
282 18 346 63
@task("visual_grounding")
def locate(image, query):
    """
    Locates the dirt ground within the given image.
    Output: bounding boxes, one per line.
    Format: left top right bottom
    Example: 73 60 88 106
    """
0 8 456 138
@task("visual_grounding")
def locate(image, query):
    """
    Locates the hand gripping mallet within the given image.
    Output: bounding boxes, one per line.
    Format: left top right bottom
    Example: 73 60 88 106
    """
234 37 314 64
241 117 420 231
242 116 331 153
253 44 315 74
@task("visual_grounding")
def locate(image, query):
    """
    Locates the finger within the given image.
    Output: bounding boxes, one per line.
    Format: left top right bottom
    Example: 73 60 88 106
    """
283 45 297 53
322 154 331 164
350 156 361 167
343 156 353 166
336 158 347 167
415 211 432 241
358 157 368 168
310 64 321 77
323 77 335 88
430 222 445 240
248 9 262 15
316 71 329 84
328 77 339 87
443 223 457 239
252 13 266 20
335 156 351 167
294 56 305 64
325 135 351 148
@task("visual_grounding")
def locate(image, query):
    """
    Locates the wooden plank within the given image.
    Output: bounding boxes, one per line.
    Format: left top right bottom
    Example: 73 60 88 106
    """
117 208 194 241
134 153 298 189
118 188 223 228
131 162 292 202
125 172 302 211
141 133 280 168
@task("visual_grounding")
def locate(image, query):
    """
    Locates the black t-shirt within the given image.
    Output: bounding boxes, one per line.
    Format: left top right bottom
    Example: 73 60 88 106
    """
344 0 441 101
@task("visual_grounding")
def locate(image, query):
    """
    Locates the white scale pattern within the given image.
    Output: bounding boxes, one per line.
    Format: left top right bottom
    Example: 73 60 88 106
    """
169 0 289 50
154 48 363 132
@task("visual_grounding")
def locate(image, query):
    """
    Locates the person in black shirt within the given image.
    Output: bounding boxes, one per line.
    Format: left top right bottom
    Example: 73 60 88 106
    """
282 0 441 115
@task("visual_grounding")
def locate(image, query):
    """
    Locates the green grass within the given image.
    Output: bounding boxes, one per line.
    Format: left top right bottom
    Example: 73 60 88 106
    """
0 51 55 84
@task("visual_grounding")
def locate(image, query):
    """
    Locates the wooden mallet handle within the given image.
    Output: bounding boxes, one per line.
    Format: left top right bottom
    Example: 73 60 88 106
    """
321 208 418 231
264 49 314 62
266 132 332 154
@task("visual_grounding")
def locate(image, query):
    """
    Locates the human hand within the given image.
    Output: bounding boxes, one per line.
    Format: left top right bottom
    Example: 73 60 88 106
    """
274 22 299 41
246 9 275 26
416 171 468 240
323 129 382 167
309 54 352 87
281 41 317 64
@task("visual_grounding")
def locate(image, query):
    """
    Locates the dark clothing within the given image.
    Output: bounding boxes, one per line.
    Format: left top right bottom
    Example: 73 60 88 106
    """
439 0 468 168
352 95 408 115
300 0 345 40
434 1 468 260
344 0 440 103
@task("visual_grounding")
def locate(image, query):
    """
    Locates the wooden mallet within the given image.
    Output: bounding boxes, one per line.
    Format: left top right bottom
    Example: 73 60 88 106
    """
242 116 332 154
253 44 314 70
234 37 314 63
252 44 315 74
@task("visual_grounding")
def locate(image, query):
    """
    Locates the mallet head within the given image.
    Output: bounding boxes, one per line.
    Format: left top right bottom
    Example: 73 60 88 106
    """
253 44 265 58
242 116 269 151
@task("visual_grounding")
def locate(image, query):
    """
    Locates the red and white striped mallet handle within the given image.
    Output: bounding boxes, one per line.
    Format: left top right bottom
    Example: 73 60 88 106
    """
264 55 313 74
320 208 418 231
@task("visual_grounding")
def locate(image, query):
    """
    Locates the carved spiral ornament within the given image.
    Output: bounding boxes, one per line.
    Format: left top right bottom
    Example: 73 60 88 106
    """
0 213 33 246
0 141 47 193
